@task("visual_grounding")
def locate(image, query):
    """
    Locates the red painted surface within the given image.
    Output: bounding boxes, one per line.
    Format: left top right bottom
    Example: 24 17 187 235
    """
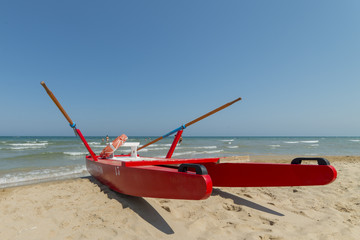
85 155 337 199
86 157 213 200
76 129 98 161
202 162 337 187
166 130 183 158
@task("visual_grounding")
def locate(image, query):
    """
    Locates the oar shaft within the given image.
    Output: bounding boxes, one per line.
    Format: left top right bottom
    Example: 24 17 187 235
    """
40 81 74 126
138 137 163 151
185 97 241 128
41 81 98 161
138 97 242 151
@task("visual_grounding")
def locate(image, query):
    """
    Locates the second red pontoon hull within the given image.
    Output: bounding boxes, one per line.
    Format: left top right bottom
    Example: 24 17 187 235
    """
202 162 337 187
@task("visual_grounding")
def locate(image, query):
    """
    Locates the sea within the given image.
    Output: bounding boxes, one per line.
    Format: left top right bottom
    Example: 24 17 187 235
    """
1 136 360 188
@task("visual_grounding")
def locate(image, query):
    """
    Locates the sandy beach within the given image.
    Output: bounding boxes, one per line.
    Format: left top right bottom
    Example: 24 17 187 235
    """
1 156 359 240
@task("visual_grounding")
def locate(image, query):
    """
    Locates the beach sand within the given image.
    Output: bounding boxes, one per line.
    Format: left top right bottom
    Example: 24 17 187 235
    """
1 156 359 240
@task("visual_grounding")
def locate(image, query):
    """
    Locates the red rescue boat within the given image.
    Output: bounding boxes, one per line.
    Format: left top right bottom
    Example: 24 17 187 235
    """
41 82 337 200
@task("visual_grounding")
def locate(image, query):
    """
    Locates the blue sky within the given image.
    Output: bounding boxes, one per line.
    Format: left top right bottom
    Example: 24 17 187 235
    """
1 1 360 136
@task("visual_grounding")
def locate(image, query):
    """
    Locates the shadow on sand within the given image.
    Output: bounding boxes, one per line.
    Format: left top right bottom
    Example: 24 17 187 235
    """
212 188 284 216
85 176 174 235
84 176 283 234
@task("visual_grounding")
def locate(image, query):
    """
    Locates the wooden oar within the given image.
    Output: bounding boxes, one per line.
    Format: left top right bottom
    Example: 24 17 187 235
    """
137 97 242 151
40 81 98 161
40 81 75 127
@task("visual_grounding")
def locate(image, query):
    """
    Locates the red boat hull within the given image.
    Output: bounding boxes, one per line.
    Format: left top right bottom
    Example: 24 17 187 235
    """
86 157 212 200
202 162 337 187
86 155 337 199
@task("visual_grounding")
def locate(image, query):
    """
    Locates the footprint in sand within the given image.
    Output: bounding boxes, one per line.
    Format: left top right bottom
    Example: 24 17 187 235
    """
259 234 283 240
161 205 171 212
244 194 252 198
222 203 242 212
335 203 351 213
260 216 277 226
158 200 171 212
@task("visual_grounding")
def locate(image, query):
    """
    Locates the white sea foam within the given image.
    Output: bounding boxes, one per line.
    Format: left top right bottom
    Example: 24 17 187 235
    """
203 150 223 154
192 146 217 149
300 140 319 144
10 147 33 150
63 152 87 156
220 139 234 142
269 145 281 148
227 146 239 149
147 144 172 148
6 142 48 150
92 145 107 148
143 147 169 151
9 146 48 150
284 141 299 144
147 144 159 147
0 165 89 188
9 142 48 147
172 151 196 157
349 140 360 142
172 149 223 157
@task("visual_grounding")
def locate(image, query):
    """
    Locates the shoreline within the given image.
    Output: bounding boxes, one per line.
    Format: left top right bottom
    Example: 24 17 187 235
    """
0 155 359 239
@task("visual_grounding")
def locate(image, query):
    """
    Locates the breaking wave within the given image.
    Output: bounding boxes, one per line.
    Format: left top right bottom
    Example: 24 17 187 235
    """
300 140 319 144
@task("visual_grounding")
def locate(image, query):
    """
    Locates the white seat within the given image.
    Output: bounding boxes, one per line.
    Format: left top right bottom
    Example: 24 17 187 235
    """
122 142 140 158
